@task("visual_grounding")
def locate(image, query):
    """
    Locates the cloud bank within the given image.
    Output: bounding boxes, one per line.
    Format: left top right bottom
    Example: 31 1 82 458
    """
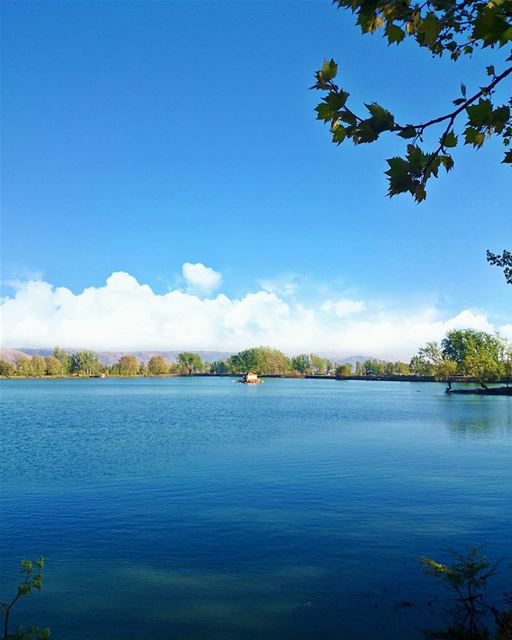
1 268 508 358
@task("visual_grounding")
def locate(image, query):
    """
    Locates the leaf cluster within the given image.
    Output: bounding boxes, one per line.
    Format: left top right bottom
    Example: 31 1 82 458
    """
313 1 512 201
332 0 512 56
1 558 50 640
421 547 500 593
421 546 507 638
487 249 512 284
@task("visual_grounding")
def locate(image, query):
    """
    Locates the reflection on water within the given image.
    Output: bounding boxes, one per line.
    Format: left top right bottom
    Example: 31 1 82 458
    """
0 378 511 639
447 414 512 437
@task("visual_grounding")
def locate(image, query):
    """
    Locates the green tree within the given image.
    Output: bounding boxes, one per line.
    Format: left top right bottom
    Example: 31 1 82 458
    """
0 360 15 377
410 354 435 376
310 354 332 375
291 353 312 375
228 347 291 375
44 356 62 376
393 361 411 375
15 357 33 377
335 363 353 377
31 356 46 377
147 355 169 375
500 343 512 386
52 347 71 374
177 352 205 375
210 360 229 374
436 358 458 382
441 329 503 387
312 1 511 202
0 557 50 640
117 355 140 376
354 361 366 375
361 359 386 375
70 351 101 376
411 340 458 381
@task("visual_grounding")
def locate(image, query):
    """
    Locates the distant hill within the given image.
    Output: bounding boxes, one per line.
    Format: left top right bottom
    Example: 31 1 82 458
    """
8 348 233 365
317 353 373 366
2 348 376 366
0 348 33 363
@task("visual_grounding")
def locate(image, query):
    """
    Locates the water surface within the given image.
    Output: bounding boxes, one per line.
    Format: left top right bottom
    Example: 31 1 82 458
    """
1 378 511 639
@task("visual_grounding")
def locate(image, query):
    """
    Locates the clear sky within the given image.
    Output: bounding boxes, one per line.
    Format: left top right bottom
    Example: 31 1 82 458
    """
1 1 511 357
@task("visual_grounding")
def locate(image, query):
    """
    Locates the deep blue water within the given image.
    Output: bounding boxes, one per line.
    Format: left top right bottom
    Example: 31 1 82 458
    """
1 377 511 639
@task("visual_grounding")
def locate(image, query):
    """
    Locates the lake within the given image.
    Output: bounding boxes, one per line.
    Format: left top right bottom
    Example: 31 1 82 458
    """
1 377 511 639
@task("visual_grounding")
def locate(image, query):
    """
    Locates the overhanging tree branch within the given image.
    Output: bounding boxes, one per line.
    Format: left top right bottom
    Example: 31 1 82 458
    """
313 0 512 201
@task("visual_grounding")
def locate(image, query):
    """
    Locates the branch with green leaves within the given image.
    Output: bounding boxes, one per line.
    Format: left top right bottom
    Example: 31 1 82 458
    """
487 248 512 283
313 0 512 202
0 558 50 640
421 546 511 637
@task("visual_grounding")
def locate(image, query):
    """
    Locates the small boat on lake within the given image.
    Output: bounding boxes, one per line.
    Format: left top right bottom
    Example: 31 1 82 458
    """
236 372 263 384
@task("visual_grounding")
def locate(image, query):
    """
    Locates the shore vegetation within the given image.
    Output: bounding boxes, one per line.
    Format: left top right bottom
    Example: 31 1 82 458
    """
1 330 510 385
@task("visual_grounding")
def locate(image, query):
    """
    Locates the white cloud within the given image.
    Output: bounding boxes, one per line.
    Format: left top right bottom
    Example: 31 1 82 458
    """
500 324 512 340
0 269 504 358
321 298 365 317
443 309 493 333
182 262 221 294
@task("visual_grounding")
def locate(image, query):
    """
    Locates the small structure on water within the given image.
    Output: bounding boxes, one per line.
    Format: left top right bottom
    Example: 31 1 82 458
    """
237 372 263 384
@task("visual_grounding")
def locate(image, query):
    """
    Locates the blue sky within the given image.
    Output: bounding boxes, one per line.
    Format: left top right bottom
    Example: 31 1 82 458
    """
1 1 511 355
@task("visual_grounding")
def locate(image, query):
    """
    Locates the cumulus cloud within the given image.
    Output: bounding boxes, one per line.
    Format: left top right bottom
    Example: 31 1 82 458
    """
182 262 221 294
0 269 505 358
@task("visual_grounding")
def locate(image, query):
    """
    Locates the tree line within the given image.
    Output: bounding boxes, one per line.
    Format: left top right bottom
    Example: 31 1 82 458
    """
0 347 337 378
0 330 510 384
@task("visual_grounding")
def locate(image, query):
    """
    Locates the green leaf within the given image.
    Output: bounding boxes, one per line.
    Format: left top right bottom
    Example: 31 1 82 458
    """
338 110 357 126
332 124 347 144
312 58 339 89
386 156 409 173
326 90 350 110
398 125 417 139
464 127 485 147
466 98 493 127
503 149 512 164
365 102 395 131
321 58 338 82
406 144 427 175
385 23 405 44
414 184 427 202
493 105 510 129
473 8 512 46
417 13 441 46
441 131 457 148
354 119 380 143
385 156 418 197
461 83 467 98
486 65 495 76
315 103 334 122
441 155 455 172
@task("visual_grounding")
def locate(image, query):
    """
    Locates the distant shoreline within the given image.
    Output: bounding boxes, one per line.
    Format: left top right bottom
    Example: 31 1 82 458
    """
1 372 509 386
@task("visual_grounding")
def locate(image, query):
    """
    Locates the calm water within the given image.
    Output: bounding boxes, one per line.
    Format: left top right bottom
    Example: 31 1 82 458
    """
1 378 511 639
